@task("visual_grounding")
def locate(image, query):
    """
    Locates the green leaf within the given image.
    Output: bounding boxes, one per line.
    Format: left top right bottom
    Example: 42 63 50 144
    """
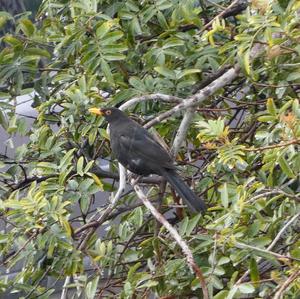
162 38 185 49
226 286 238 299
238 283 255 294
77 156 84 176
266 98 277 116
3 35 21 46
287 71 300 81
96 21 112 38
179 217 189 236
250 258 260 283
154 66 176 79
186 214 201 236
136 280 158 289
88 173 104 191
59 148 76 172
84 160 94 173
59 167 73 185
129 77 146 91
257 115 277 122
102 53 126 61
19 19 35 37
278 156 296 178
85 276 99 299
101 31 124 45
26 47 51 59
0 109 8 130
279 100 292 114
157 11 168 29
60 218 72 237
101 58 114 83
130 17 142 35
178 69 201 79
219 183 229 208
0 12 12 29
243 49 251 75
213 290 229 299
88 128 98 145
128 262 141 280
80 194 90 214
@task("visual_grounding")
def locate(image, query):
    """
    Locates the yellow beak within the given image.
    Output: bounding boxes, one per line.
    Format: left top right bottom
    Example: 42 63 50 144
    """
88 107 104 116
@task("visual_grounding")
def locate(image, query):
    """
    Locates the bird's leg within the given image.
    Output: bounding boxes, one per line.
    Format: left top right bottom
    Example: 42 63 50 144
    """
127 171 141 184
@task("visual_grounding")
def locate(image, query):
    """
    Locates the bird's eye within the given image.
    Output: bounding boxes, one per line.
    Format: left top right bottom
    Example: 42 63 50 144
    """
106 110 112 115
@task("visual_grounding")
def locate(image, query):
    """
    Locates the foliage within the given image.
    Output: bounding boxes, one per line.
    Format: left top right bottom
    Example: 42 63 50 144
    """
0 0 299 298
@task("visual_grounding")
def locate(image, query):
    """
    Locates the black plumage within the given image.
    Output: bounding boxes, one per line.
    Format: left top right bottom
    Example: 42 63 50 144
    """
89 107 206 212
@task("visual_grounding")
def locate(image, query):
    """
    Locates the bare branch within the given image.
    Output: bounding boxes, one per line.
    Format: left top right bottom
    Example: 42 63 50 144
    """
235 212 300 285
268 212 300 250
119 93 183 111
171 108 195 157
273 268 300 299
131 179 209 299
235 241 298 261
60 276 71 299
200 0 247 33
144 66 240 129
77 164 127 251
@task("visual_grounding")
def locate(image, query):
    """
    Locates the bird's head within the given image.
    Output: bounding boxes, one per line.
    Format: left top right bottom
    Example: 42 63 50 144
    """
88 107 126 123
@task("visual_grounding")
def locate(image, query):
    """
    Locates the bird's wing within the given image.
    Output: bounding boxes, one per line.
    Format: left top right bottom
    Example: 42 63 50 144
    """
119 127 175 170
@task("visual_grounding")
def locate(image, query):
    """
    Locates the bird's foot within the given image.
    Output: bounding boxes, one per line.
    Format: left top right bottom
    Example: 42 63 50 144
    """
128 172 142 185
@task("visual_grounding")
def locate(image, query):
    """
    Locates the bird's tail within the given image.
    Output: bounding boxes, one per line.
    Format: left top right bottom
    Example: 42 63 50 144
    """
160 168 206 213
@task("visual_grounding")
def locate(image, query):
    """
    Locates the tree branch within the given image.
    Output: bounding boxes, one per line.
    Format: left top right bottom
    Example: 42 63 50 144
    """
171 108 195 157
131 179 209 299
235 212 300 285
273 268 300 299
77 164 127 251
119 93 183 111
144 66 240 129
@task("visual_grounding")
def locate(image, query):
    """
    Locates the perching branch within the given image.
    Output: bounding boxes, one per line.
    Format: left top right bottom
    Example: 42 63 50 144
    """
131 179 209 299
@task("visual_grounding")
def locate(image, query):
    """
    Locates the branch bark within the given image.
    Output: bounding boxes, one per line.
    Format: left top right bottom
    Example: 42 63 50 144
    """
273 268 300 299
144 66 240 129
131 179 209 299
171 108 195 157
119 93 183 111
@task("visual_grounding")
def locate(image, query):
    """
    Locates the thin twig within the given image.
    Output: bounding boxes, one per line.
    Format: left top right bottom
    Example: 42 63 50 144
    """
235 241 298 261
268 212 300 250
77 164 126 251
0 231 38 266
200 0 241 33
244 139 300 152
273 268 300 299
60 276 71 299
235 212 300 285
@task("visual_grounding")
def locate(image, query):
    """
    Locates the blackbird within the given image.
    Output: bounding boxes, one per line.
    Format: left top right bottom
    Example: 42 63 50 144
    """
89 107 206 212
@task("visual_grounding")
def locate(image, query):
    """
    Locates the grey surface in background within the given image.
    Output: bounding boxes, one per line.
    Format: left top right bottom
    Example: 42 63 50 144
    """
0 95 114 298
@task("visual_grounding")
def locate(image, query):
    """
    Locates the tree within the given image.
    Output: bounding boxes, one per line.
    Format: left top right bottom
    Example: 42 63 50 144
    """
0 0 25 35
0 0 299 298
